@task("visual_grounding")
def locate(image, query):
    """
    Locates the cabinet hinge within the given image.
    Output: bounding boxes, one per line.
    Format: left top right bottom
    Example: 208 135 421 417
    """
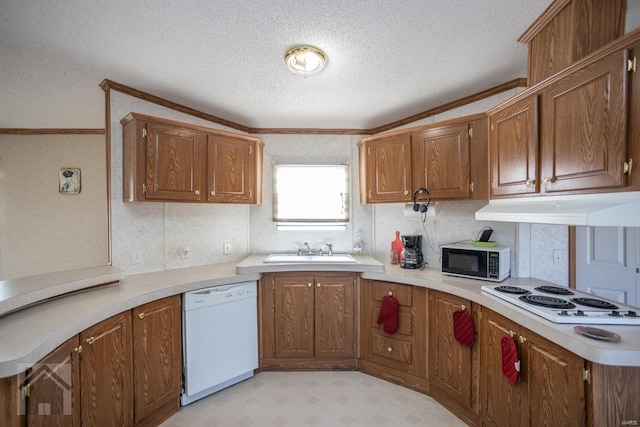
368 147 371 156
142 127 147 138
142 183 147 194
249 146 252 155
21 384 30 398
583 367 591 384
468 128 473 138
623 159 633 176
628 56 637 73
470 182 474 193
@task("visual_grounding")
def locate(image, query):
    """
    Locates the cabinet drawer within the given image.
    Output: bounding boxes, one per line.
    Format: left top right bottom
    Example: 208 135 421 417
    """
372 281 412 306
372 333 412 364
370 306 412 336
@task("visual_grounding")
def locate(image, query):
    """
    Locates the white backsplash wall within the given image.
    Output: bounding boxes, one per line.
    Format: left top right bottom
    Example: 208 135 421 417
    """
372 201 517 270
110 92 252 274
248 133 372 255
109 89 569 283
528 223 569 286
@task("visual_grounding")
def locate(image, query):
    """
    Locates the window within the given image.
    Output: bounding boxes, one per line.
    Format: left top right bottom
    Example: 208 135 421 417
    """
273 164 349 230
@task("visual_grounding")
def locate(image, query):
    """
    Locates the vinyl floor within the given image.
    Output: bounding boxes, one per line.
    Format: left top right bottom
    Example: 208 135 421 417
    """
161 371 467 426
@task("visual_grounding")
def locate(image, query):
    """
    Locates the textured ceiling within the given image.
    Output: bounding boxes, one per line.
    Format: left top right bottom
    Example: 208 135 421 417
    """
1 0 630 130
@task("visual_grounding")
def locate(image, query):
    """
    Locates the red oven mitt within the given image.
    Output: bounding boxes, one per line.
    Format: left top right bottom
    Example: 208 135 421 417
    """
453 310 475 346
377 295 399 334
501 336 520 384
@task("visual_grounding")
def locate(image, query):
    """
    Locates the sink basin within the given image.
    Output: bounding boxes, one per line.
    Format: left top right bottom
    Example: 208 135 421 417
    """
263 254 357 264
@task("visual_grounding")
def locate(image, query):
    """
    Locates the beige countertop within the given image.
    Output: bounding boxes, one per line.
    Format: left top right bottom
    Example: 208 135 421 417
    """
0 256 638 378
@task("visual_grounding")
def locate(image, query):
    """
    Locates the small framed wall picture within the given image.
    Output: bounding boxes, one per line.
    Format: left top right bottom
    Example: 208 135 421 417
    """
59 168 81 194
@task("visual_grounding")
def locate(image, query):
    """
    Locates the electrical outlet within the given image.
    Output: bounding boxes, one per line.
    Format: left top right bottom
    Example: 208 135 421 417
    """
223 241 231 255
131 251 143 265
180 245 191 259
553 250 566 265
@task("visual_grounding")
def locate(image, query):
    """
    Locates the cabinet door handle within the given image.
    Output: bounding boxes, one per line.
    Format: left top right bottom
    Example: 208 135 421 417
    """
461 304 466 311
519 336 527 344
195 190 201 195
508 330 515 338
403 190 409 196
526 178 535 185
307 282 312 287
387 347 393 352
138 312 145 319
210 190 215 196
74 345 82 353
86 336 95 345
388 291 393 297
543 177 553 184
317 283 321 287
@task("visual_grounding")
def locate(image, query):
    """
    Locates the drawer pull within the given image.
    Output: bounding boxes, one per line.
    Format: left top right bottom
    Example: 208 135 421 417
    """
461 304 466 311
308 282 312 287
388 291 393 297
86 336 95 345
387 347 393 352
139 312 145 319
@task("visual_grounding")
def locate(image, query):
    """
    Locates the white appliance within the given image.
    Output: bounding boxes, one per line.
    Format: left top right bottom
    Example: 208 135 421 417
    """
181 281 258 406
482 284 640 325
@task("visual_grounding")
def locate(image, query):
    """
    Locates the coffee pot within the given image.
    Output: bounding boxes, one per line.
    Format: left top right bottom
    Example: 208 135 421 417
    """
400 235 423 269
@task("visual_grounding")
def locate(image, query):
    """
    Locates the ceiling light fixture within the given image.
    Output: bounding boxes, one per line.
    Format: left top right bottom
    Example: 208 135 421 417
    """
284 45 326 76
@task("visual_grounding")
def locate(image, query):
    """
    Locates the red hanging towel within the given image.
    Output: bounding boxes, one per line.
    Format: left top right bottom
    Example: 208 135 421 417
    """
377 295 399 334
452 310 475 346
501 336 520 384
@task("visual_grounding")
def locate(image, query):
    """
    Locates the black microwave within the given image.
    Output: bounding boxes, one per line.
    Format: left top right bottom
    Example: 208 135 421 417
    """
441 244 510 282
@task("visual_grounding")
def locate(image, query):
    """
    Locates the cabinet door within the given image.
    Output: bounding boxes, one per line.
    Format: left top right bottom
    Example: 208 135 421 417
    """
480 309 525 427
132 296 182 426
145 123 207 201
80 312 133 427
314 275 355 358
489 95 539 197
522 331 586 426
412 123 471 199
360 134 413 203
429 291 473 408
207 135 257 203
274 275 315 358
26 337 80 427
540 48 628 193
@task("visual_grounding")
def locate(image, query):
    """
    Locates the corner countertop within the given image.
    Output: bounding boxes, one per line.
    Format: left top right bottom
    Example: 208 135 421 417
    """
1 256 639 379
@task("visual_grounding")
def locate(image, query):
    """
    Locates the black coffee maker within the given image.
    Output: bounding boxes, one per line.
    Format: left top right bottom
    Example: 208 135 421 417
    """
400 235 423 269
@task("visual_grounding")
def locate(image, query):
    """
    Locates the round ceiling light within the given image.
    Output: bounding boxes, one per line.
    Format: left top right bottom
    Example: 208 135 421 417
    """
284 45 326 76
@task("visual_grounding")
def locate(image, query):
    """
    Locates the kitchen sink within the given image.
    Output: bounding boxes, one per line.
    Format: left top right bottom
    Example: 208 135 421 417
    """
263 254 358 264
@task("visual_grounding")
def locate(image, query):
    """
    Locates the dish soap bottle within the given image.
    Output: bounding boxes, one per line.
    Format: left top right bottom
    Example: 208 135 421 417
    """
390 231 404 264
352 238 363 256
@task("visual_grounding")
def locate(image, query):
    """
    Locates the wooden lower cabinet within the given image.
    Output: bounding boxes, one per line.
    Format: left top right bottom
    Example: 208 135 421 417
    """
13 296 181 427
80 311 134 426
480 308 586 427
428 291 479 425
132 296 182 426
260 272 357 370
359 280 428 393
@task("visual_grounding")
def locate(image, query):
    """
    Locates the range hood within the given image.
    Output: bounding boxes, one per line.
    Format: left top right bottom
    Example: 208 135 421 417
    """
475 191 640 227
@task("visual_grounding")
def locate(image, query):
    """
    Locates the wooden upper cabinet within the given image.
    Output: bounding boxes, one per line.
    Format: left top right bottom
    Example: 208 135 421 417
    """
145 123 207 202
520 0 626 85
207 134 261 204
122 112 263 204
359 114 488 203
412 123 472 200
488 95 539 197
540 47 628 193
359 134 412 203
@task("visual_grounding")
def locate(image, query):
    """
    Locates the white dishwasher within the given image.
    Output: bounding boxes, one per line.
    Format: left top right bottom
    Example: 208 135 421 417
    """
181 281 258 406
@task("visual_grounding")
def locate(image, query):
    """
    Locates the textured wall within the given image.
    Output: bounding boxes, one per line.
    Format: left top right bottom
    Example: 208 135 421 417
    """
0 134 108 279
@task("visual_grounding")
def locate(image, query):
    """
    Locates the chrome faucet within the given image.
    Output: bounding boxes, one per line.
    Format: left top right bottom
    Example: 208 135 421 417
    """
326 243 333 256
304 242 312 254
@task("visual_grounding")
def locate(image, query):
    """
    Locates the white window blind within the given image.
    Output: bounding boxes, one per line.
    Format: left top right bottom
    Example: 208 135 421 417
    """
273 164 349 228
